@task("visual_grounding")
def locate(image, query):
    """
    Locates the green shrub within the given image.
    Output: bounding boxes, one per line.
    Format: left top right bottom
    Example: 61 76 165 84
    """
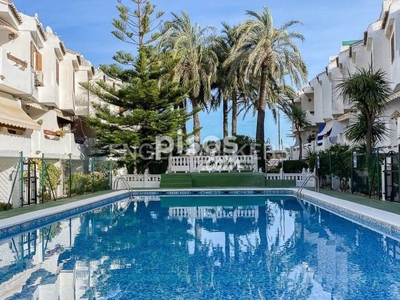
92 172 110 191
65 172 109 196
0 203 12 211
27 159 62 202
267 167 280 173
280 160 309 173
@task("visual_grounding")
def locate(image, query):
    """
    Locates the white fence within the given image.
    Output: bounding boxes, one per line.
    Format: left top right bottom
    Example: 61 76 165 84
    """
169 154 258 173
112 168 315 190
266 168 315 188
113 174 161 189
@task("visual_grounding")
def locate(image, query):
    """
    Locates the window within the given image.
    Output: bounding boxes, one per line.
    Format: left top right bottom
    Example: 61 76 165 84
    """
36 51 42 71
30 41 42 71
391 33 395 63
30 41 35 68
56 59 59 85
72 69 75 93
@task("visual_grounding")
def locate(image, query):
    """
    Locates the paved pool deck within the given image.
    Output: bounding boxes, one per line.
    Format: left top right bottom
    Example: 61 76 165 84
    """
1 188 400 237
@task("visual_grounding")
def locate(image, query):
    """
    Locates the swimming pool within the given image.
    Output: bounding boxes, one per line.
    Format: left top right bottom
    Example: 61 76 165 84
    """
1 193 400 299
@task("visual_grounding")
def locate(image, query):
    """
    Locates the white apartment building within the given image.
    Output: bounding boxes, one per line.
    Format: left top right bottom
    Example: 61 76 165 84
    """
0 1 116 204
292 0 400 159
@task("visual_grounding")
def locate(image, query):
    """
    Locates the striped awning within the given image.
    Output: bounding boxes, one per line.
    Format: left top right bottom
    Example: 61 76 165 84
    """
26 102 48 111
54 108 73 122
0 18 19 35
317 120 333 138
317 120 333 145
336 112 352 122
0 96 41 130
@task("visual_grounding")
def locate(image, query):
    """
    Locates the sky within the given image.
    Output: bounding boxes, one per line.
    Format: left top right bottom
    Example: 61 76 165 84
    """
13 0 384 150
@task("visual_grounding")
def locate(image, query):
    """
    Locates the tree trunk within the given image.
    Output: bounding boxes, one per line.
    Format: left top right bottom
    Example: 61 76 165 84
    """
223 98 229 138
366 121 373 161
256 67 268 143
181 123 187 135
181 100 187 135
191 97 201 144
232 93 238 136
366 120 374 197
298 133 303 160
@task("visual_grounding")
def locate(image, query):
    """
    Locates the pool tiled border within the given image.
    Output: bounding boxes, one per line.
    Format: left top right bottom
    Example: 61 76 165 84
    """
132 189 292 196
300 189 400 241
0 191 130 241
1 188 400 242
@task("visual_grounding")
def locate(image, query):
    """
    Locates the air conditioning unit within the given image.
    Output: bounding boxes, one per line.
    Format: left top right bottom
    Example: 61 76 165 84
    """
35 71 44 86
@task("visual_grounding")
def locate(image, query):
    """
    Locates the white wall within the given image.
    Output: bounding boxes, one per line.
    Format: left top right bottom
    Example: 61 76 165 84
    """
0 30 34 95
36 34 60 107
58 52 77 113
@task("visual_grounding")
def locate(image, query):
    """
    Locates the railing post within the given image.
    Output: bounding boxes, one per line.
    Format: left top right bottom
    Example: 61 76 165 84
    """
189 156 194 173
92 156 95 193
109 160 113 190
68 153 72 198
253 150 258 172
168 154 172 173
41 153 45 203
20 151 24 207
144 169 148 188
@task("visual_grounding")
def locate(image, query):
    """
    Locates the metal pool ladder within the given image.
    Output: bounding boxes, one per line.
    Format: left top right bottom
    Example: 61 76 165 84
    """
113 176 134 199
296 172 319 211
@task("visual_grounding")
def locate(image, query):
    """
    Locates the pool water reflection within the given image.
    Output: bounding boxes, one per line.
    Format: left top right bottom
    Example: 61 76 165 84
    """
1 195 400 299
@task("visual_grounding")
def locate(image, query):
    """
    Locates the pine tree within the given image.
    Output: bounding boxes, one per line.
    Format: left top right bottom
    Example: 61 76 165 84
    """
84 0 191 173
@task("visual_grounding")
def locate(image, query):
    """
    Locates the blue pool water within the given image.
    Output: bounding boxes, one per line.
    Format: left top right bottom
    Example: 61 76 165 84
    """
1 195 400 299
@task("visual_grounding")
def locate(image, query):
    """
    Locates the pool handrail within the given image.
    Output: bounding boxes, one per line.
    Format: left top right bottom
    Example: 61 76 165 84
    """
113 176 134 199
296 172 319 211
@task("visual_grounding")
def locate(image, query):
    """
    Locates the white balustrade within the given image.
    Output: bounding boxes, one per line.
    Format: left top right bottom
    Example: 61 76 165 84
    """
169 154 258 173
113 174 161 189
265 168 315 188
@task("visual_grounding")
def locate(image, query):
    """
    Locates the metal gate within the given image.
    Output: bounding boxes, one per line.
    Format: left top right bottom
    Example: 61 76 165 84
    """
24 158 38 206
384 151 399 202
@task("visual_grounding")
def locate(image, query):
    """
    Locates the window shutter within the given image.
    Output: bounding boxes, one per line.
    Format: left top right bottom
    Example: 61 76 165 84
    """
56 59 59 85
30 41 35 68
73 70 75 92
391 33 395 63
36 51 42 71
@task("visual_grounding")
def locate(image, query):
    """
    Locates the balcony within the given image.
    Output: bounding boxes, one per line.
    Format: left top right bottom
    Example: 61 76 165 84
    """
31 130 85 160
0 128 31 157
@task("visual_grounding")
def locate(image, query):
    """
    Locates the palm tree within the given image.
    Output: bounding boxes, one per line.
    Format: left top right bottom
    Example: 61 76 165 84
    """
226 7 307 143
345 113 387 151
158 11 218 143
211 23 234 138
336 67 391 160
281 102 311 160
212 23 249 138
255 84 311 160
